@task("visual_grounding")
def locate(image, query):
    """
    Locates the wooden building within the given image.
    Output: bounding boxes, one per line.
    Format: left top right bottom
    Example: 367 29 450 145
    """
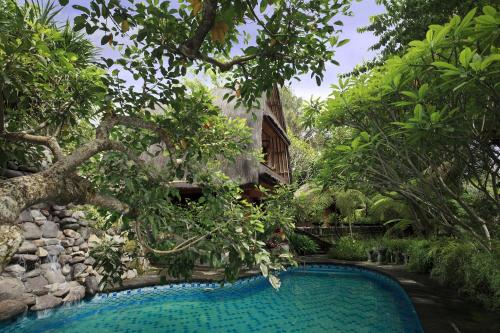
149 85 291 201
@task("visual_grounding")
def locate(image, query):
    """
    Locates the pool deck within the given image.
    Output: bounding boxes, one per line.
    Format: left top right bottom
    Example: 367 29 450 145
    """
111 256 500 333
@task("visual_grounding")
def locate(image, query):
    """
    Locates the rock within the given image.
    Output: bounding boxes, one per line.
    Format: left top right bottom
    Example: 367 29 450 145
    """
52 205 66 211
17 241 37 254
84 257 95 266
60 210 74 218
84 276 99 296
40 209 50 217
80 227 90 240
64 223 80 230
70 256 85 264
79 242 89 251
72 246 80 252
23 222 42 240
31 294 62 311
52 284 70 298
41 221 58 238
3 265 26 278
62 265 71 275
71 251 85 257
59 255 72 266
18 210 33 222
123 269 138 280
44 245 64 256
25 269 41 278
43 269 66 284
30 210 47 224
60 217 78 224
0 299 27 321
20 293 35 306
24 275 48 296
72 211 86 219
36 247 48 258
13 254 39 263
32 239 45 247
0 225 23 272
60 238 74 248
0 277 25 301
74 237 85 246
79 220 89 227
45 239 60 246
63 229 81 239
88 234 101 247
72 264 87 278
63 284 85 303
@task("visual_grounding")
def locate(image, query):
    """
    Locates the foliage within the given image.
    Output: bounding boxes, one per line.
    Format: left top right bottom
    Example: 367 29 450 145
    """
351 0 490 75
294 184 335 225
327 236 377 261
319 7 500 248
89 238 127 289
288 233 319 255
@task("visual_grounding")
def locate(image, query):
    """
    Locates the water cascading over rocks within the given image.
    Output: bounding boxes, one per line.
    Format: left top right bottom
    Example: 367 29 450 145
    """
0 204 101 320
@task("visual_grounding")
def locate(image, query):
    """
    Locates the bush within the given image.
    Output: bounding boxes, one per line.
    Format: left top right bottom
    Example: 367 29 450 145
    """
288 233 319 255
406 239 434 273
328 237 376 261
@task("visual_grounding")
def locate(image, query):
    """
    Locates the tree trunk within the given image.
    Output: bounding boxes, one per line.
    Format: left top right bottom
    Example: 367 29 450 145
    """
0 171 92 225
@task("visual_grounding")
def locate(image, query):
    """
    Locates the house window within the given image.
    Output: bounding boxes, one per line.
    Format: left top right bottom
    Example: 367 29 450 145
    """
261 118 290 181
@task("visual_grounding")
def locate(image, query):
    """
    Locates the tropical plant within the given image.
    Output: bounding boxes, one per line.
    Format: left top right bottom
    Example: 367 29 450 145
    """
319 6 500 249
90 238 127 289
288 233 319 255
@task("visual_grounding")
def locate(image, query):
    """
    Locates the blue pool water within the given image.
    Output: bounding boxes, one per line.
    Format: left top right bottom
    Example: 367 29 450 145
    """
1 265 423 333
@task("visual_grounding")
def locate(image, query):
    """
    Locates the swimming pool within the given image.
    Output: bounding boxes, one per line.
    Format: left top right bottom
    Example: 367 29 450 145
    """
1 265 423 332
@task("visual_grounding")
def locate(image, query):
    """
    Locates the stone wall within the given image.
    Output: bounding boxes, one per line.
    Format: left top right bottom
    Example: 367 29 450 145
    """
0 204 100 321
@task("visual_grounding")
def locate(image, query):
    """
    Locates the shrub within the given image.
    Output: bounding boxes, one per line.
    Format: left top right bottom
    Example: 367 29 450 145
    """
288 233 319 255
90 238 127 289
328 237 375 261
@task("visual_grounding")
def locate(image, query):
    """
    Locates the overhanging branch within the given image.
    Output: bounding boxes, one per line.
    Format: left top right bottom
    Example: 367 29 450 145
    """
2 132 63 161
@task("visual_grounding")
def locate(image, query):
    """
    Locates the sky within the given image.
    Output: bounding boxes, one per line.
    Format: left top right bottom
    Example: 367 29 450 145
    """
291 0 384 99
56 0 385 100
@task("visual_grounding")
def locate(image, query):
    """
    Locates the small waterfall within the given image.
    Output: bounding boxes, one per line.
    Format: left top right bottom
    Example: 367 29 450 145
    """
19 255 27 280
47 254 58 271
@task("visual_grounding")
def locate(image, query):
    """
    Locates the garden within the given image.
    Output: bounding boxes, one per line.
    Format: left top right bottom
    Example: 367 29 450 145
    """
0 0 499 332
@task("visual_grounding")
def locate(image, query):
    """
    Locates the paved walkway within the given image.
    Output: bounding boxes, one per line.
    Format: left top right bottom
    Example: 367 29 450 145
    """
112 256 500 333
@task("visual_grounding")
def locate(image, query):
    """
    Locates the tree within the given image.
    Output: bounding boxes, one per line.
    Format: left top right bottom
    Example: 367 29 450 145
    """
0 0 351 280
319 6 500 249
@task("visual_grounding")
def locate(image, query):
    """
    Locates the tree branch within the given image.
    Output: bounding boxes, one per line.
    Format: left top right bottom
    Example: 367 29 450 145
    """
197 52 258 72
2 132 63 161
180 0 218 57
87 193 130 215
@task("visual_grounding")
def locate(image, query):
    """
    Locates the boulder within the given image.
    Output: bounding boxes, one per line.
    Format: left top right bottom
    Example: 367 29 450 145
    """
64 223 80 230
52 205 66 211
25 269 41 278
59 255 72 266
30 210 47 224
44 245 64 256
79 220 89 227
63 282 85 303
60 210 74 218
24 275 49 296
31 294 62 311
36 247 48 258
79 242 89 251
19 293 35 306
74 238 85 246
60 238 75 248
88 234 101 247
43 268 66 284
62 265 71 275
80 227 90 240
0 299 27 321
18 241 37 254
18 210 33 223
72 246 80 252
40 209 50 217
13 254 39 263
32 239 45 247
72 211 86 219
52 284 70 298
84 257 96 266
45 239 60 246
22 223 42 240
0 277 25 301
63 229 81 239
3 264 26 278
41 221 58 238
84 276 99 296
72 263 87 278
70 256 85 265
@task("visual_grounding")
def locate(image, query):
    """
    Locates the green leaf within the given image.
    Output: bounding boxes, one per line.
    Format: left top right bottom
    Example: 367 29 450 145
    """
432 61 458 71
430 112 440 123
400 91 418 100
459 47 473 68
413 104 424 121
483 6 497 17
480 54 500 70
337 39 350 47
59 0 69 5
